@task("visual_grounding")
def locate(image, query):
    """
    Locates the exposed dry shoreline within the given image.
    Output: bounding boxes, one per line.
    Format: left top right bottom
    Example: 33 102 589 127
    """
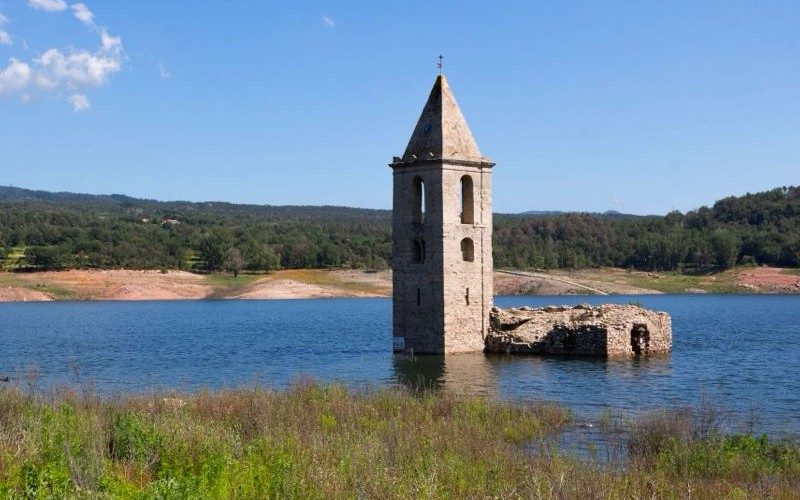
0 269 392 302
0 266 798 302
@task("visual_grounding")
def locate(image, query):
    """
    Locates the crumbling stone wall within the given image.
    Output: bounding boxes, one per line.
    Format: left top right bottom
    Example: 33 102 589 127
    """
485 304 672 357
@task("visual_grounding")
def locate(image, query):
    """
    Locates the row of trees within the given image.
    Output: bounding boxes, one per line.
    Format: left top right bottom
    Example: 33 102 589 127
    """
1 186 798 273
494 187 800 271
0 191 393 272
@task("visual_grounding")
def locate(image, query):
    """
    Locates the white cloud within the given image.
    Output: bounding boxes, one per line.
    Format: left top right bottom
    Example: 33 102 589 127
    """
28 0 68 12
1 2 124 110
35 46 121 87
99 27 121 54
0 58 32 94
68 92 89 111
322 16 335 28
70 3 93 25
0 12 12 45
158 62 171 79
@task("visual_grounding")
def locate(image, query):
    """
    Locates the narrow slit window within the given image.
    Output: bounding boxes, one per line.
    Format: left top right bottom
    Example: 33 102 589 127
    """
416 288 421 306
460 175 474 224
412 176 425 224
460 238 474 262
465 287 470 305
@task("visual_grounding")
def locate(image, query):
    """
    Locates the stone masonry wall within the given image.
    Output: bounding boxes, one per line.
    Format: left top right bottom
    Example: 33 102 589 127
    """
485 304 672 357
441 164 493 353
392 161 493 354
392 165 446 354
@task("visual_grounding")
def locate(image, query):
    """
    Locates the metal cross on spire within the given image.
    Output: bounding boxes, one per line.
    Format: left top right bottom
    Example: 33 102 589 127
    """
437 55 443 74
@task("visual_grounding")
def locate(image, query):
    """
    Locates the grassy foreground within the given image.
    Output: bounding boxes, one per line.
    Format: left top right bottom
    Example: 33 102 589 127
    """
0 384 799 499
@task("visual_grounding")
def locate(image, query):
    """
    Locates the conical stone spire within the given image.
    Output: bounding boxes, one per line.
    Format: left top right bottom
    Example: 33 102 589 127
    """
398 74 492 165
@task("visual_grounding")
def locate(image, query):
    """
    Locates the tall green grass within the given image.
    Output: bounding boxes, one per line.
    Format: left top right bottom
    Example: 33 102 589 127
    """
0 383 797 498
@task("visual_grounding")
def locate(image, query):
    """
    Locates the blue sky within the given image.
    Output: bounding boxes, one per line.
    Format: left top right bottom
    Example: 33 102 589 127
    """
1 1 798 214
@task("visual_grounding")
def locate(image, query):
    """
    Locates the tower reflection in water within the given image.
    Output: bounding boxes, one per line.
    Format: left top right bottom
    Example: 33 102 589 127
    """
392 353 497 397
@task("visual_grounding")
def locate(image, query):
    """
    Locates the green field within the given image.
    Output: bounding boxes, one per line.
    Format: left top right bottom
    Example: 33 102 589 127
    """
0 246 26 271
621 270 744 294
202 273 265 298
559 267 752 294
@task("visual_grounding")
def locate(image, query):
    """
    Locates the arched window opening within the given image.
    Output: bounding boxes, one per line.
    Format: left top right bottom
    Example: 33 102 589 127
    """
412 239 425 263
460 238 474 262
412 176 426 224
460 175 474 224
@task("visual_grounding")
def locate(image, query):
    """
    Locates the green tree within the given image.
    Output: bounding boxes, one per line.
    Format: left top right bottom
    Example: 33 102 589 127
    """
198 228 232 271
245 244 280 274
225 247 244 277
710 230 741 269
24 246 69 270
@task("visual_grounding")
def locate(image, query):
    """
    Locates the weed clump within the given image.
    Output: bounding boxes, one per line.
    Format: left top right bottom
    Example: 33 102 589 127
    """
0 383 797 498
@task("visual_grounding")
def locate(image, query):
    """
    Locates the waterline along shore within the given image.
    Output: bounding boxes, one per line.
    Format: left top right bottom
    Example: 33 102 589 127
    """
0 382 798 498
1 266 799 302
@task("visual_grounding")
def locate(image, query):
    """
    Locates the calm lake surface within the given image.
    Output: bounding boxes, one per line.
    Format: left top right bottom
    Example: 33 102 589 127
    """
1 294 799 434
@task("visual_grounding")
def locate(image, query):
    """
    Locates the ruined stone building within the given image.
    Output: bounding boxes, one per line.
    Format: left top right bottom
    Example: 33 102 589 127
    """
391 74 494 354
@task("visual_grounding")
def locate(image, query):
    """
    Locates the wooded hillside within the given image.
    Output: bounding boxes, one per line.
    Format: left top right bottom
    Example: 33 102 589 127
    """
1 186 797 273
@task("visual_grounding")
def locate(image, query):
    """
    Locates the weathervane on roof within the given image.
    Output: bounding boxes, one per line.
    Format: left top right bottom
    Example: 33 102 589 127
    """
437 55 443 74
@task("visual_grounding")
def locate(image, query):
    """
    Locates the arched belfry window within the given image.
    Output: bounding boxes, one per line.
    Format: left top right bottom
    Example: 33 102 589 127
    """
460 175 474 224
460 238 474 262
412 176 425 224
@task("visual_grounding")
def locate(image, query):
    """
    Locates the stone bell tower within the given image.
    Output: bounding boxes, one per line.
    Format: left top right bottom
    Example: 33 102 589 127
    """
390 74 494 354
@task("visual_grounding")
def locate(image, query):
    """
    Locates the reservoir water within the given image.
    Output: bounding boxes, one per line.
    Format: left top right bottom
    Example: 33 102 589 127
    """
1 294 799 435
